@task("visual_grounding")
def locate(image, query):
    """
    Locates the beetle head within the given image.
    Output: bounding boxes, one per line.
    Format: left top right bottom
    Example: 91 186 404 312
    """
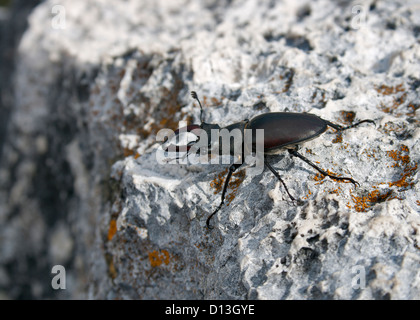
162 124 201 153
161 91 221 159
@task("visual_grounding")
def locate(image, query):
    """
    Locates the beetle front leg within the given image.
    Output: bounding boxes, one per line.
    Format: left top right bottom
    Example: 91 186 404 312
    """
288 148 359 187
264 160 296 202
207 162 242 229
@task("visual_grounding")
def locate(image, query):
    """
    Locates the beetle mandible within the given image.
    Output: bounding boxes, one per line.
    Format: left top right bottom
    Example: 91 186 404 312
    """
163 91 375 229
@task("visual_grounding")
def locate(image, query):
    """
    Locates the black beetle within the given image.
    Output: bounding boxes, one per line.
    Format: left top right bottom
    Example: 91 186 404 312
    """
163 91 374 229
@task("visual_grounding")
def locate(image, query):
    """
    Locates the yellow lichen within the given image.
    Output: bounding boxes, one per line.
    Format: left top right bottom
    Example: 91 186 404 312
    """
386 145 416 188
351 189 395 212
210 169 246 205
375 83 405 95
375 83 412 116
340 111 356 124
350 144 416 212
148 250 170 267
107 219 117 241
332 133 343 144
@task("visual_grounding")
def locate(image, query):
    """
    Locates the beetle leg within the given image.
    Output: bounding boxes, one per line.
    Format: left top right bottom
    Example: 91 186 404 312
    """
325 119 375 131
207 163 242 229
264 160 295 201
288 148 359 187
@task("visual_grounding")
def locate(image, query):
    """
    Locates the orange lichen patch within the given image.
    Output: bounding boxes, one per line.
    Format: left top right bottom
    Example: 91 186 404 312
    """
210 168 229 194
388 163 418 188
350 189 396 212
122 147 140 159
329 186 342 196
339 142 350 151
107 219 117 241
340 111 356 124
210 97 223 106
375 83 405 95
385 145 417 189
123 148 135 157
349 145 416 212
416 200 420 206
332 132 343 144
124 75 192 139
148 250 170 267
379 92 407 114
386 147 410 168
146 90 184 134
201 96 225 107
365 148 379 160
302 188 313 200
226 170 246 205
313 170 351 185
210 168 246 205
370 189 395 203
313 172 325 184
380 121 407 136
375 83 409 116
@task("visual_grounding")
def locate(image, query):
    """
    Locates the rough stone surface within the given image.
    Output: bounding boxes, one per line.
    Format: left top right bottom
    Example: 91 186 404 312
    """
0 0 419 299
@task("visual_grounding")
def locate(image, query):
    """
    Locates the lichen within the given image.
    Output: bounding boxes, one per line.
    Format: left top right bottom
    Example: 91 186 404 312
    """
350 189 396 212
386 145 417 189
349 144 416 211
107 219 118 241
210 168 246 205
148 250 171 267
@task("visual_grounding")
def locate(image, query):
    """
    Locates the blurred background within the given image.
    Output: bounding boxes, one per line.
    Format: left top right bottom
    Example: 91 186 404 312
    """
1 0 41 161
0 0 42 300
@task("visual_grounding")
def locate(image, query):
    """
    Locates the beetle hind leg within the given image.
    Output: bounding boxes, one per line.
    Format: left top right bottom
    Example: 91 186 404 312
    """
325 119 375 131
288 148 359 187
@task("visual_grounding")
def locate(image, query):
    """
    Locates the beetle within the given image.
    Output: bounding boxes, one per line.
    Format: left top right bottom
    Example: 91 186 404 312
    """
163 91 375 229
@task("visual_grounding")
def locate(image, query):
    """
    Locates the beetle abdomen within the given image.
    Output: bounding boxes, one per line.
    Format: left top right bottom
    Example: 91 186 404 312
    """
247 112 328 151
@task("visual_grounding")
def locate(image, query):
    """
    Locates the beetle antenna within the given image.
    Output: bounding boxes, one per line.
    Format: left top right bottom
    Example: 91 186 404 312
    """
191 91 204 124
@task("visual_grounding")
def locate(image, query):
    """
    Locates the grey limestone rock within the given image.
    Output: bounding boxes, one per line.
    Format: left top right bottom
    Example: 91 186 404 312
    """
0 0 419 299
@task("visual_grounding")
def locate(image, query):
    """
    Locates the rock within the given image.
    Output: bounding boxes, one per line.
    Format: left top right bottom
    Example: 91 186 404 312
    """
0 0 419 299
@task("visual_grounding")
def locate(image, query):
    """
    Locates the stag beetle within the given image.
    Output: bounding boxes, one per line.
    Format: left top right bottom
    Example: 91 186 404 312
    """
163 91 374 229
